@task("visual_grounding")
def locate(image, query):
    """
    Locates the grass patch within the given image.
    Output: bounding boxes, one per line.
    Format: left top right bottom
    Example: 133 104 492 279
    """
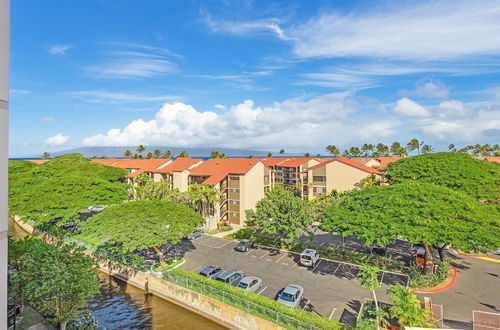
153 258 184 272
15 306 55 330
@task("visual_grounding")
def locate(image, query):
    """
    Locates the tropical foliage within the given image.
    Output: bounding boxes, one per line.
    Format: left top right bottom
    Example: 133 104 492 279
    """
323 182 499 274
79 200 204 263
388 284 434 328
246 185 313 247
8 154 128 224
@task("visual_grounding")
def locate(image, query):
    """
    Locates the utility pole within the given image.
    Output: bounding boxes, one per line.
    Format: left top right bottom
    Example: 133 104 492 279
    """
0 0 10 327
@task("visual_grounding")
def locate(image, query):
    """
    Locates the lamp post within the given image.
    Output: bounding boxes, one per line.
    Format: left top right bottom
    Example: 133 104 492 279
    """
0 0 10 327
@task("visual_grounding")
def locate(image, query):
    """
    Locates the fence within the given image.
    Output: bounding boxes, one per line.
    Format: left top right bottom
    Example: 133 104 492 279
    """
164 271 322 330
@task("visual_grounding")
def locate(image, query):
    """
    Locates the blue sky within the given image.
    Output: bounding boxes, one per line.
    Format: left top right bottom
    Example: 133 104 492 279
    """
9 0 500 157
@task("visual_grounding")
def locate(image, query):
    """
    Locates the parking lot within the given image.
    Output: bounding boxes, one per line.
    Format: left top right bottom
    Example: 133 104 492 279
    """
179 235 409 323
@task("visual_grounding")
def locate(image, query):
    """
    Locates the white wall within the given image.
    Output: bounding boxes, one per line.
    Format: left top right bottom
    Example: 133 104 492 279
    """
0 0 9 327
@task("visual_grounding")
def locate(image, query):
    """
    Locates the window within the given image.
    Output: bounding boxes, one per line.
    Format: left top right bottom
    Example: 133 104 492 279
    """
229 188 240 193
229 200 240 205
313 176 326 182
313 187 326 194
230 212 239 217
229 175 240 181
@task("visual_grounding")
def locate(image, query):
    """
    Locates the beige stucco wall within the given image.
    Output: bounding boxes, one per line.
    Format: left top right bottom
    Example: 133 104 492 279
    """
240 162 265 225
172 170 191 192
325 161 373 192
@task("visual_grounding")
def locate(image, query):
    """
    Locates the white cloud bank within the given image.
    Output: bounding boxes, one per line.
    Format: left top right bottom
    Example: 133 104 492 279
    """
400 82 450 99
45 133 69 147
82 93 500 150
48 45 72 55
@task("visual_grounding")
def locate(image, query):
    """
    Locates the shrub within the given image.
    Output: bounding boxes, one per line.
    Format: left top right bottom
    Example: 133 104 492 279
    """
409 259 451 288
220 225 233 232
167 268 344 329
228 228 254 240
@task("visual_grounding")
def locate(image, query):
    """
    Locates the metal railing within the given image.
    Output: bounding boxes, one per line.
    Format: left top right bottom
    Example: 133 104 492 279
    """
164 272 321 330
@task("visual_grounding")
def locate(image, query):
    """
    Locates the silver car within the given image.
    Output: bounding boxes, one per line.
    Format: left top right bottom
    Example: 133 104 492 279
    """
216 270 245 286
199 266 224 279
188 229 203 240
276 284 304 308
237 276 262 293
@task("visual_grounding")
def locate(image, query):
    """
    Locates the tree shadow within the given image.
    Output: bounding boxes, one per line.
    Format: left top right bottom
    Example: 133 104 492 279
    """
339 300 362 327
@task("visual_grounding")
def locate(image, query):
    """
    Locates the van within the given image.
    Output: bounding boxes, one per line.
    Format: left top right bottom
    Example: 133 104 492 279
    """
300 249 320 267
216 270 245 286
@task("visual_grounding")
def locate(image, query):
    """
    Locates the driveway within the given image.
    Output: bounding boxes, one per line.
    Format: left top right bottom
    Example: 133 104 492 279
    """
179 235 408 324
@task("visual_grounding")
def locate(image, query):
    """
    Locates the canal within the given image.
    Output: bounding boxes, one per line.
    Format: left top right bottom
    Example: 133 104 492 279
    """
8 218 226 330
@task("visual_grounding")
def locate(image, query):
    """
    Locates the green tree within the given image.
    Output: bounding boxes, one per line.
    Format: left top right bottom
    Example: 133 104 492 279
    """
153 149 162 158
383 152 500 202
246 185 313 247
304 152 311 157
323 182 499 274
349 147 361 157
9 154 128 224
136 144 146 157
309 190 346 222
279 149 285 154
358 266 384 327
421 144 433 154
146 152 153 159
388 284 434 328
210 150 226 159
342 150 350 157
163 150 172 158
188 183 220 228
448 144 456 152
326 145 340 156
361 144 374 157
178 150 189 158
390 142 407 156
376 143 389 157
123 149 133 158
131 173 172 201
14 238 100 330
267 152 273 158
80 200 204 263
41 152 51 159
407 139 422 155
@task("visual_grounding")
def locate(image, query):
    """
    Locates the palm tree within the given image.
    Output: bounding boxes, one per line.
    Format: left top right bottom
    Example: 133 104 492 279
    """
421 144 433 154
376 143 389 157
349 147 361 157
153 149 162 158
448 144 456 152
123 149 133 158
188 183 220 229
361 144 374 157
325 145 340 157
304 152 311 157
178 150 189 158
266 152 272 158
358 266 383 328
279 149 285 155
133 153 141 159
211 150 219 158
136 145 146 157
390 142 406 156
162 150 172 158
407 139 422 155
146 152 153 159
41 152 50 159
342 150 350 157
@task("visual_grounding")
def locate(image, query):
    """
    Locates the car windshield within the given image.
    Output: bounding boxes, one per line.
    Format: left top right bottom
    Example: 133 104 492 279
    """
280 292 296 302
237 282 248 289
238 241 246 246
302 255 312 260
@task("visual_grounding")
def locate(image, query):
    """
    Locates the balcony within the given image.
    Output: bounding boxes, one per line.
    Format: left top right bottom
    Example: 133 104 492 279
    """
228 191 240 200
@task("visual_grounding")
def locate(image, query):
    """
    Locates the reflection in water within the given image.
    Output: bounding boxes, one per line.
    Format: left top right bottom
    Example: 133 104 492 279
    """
9 218 226 330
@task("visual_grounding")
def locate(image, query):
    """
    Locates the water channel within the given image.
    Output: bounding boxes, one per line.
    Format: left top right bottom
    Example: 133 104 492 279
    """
8 218 226 330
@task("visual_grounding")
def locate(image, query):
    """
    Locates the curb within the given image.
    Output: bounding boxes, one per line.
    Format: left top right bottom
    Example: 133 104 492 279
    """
457 252 490 257
412 267 458 294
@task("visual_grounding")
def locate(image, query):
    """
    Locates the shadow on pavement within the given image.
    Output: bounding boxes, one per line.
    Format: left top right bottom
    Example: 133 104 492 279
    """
339 300 361 327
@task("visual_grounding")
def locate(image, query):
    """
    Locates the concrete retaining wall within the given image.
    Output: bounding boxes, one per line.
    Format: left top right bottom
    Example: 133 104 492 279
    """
13 218 284 330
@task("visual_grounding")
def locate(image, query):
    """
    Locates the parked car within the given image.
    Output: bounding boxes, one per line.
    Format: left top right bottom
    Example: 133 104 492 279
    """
199 266 224 279
275 284 304 308
300 249 320 267
234 240 256 252
237 276 262 292
371 246 386 257
216 270 245 286
188 229 203 240
61 222 76 230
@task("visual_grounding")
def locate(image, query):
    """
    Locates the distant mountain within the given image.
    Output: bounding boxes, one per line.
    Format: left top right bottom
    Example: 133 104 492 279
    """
45 146 284 158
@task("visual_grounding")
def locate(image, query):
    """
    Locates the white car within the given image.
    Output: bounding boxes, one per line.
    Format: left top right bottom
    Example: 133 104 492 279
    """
237 276 262 293
276 284 304 308
300 249 320 267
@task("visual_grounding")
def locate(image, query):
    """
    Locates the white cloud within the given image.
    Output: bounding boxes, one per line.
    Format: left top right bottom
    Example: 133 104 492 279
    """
400 81 450 99
82 92 397 150
63 90 179 104
393 98 431 117
40 117 57 122
45 133 69 147
436 100 470 118
214 104 226 110
48 45 72 55
10 89 31 95
288 1 500 60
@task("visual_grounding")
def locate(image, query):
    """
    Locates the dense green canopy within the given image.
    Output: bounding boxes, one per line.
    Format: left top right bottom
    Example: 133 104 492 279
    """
79 200 204 254
9 154 128 223
383 152 500 201
323 181 499 255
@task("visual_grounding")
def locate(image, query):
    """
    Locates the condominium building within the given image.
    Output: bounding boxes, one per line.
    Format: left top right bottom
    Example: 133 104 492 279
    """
149 157 203 191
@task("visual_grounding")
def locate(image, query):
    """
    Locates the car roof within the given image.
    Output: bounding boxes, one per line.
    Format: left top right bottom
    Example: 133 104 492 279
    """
283 284 303 294
301 249 317 256
239 276 259 284
217 270 236 278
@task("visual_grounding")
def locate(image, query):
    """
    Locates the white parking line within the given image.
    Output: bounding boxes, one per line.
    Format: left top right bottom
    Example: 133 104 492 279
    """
190 266 201 272
320 242 325 246
245 248 254 255
333 263 342 275
379 272 386 285
302 299 310 311
259 250 271 259
257 286 267 294
329 307 337 320
276 253 287 263
312 259 323 272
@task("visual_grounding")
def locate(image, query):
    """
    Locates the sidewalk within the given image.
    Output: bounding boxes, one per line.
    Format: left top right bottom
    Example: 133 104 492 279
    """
211 224 244 238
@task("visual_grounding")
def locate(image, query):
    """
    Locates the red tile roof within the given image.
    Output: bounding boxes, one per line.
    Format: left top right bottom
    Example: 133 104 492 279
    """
279 157 315 168
151 157 202 174
90 158 121 166
26 159 49 164
305 157 382 175
262 157 289 167
189 158 262 185
481 156 500 163
375 156 404 169
111 158 171 170
351 157 375 165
